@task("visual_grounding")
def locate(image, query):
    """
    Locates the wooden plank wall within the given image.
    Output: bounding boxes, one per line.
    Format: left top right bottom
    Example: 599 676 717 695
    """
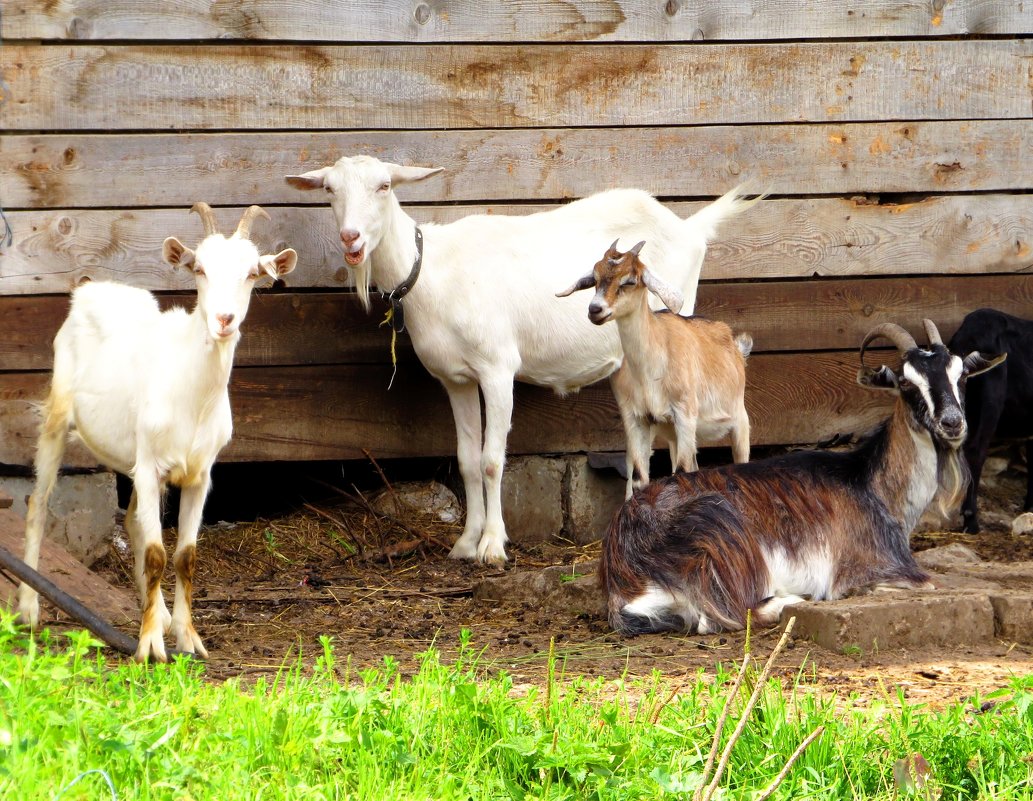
2 2 1031 468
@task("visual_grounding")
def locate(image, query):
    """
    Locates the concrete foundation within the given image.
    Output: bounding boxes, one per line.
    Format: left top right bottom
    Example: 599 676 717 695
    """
0 472 117 567
500 454 626 546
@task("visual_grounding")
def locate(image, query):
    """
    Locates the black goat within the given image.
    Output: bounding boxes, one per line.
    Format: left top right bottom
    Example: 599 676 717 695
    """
948 308 1033 533
600 320 1004 635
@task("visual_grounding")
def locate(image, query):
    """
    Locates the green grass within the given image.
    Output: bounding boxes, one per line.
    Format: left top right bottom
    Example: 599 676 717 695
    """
1 612 1031 800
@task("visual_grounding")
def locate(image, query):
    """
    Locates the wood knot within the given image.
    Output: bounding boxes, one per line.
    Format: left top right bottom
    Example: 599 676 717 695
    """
57 217 73 235
413 3 431 24
63 147 77 165
664 0 680 16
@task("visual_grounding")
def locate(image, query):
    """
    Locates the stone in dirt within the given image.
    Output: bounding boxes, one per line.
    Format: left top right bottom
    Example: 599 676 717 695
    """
474 559 605 617
372 481 462 524
1011 512 1033 536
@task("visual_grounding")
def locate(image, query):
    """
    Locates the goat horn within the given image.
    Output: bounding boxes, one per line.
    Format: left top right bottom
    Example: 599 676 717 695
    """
234 205 270 240
860 323 918 365
923 318 943 346
190 202 220 237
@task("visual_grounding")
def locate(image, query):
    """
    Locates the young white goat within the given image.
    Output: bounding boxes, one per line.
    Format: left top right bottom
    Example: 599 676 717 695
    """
601 320 1005 636
286 155 759 564
17 204 297 662
558 240 751 498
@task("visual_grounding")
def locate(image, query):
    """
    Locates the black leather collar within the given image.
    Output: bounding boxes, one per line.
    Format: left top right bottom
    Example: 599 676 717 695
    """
381 226 423 334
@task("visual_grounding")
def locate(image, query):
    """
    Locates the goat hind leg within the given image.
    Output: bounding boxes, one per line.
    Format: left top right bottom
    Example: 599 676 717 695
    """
444 380 485 561
17 391 72 627
731 401 750 464
476 373 515 564
171 475 210 657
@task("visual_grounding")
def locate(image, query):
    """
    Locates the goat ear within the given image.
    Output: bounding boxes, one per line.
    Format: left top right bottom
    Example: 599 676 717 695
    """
556 274 596 297
857 365 899 391
386 164 444 185
162 237 195 270
285 168 332 191
641 269 684 314
963 351 1006 378
259 248 299 280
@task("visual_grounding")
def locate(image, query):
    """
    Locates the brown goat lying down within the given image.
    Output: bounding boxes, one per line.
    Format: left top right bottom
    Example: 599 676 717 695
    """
600 320 1004 635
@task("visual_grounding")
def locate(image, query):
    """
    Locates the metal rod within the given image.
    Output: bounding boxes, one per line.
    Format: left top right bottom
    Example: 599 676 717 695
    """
0 543 138 656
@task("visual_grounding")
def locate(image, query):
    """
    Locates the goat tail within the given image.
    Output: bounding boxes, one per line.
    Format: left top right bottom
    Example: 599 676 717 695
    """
735 332 754 360
682 184 766 243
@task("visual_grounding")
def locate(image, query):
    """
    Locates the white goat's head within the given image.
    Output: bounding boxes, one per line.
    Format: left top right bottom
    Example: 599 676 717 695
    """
285 156 443 310
162 204 298 342
556 239 684 325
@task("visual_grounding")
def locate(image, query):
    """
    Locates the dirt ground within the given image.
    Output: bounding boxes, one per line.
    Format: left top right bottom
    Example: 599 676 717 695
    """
85 457 1033 709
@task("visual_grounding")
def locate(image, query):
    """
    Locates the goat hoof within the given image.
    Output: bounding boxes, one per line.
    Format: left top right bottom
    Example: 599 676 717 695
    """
175 630 209 660
476 539 509 566
448 541 479 561
15 593 40 629
134 630 168 663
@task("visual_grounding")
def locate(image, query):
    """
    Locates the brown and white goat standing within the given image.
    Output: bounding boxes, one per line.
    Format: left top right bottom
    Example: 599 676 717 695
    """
17 204 297 662
558 240 752 498
600 320 1004 636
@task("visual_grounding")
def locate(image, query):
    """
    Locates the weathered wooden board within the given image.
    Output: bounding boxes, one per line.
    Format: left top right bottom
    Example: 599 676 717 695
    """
3 41 1030 130
4 195 1031 295
5 273 1033 372
6 0 1026 42
0 507 137 627
5 121 1031 209
0 352 900 467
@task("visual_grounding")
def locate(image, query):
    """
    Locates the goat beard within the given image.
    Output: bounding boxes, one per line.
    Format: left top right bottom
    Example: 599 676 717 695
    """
352 261 373 313
929 442 970 525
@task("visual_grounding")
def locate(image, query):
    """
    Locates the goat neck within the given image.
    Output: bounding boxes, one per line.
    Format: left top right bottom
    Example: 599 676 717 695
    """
181 303 237 414
613 290 667 377
870 398 940 534
368 197 421 303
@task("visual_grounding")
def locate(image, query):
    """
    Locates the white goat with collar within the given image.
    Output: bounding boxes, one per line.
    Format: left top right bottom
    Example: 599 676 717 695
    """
287 156 758 564
17 204 297 662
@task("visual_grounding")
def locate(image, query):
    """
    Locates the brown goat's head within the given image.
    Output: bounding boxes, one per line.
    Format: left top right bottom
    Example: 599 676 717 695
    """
556 239 684 325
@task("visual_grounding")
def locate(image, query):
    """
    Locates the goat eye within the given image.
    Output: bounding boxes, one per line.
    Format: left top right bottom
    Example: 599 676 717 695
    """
621 277 637 287
324 186 334 194
194 265 206 277
378 182 391 192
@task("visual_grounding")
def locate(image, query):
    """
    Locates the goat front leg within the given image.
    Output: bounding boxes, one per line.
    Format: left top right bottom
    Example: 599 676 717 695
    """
477 372 515 564
171 473 211 658
131 468 169 662
125 489 173 636
671 406 699 474
444 379 486 561
622 413 654 499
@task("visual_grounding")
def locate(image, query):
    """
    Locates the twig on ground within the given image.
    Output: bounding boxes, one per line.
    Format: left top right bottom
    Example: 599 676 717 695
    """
696 617 798 801
302 503 366 560
363 448 395 494
754 724 824 801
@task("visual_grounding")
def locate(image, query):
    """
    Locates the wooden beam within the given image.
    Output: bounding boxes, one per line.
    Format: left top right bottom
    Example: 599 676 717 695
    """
3 41 1030 130
4 122 1031 209
0 352 896 467
3 195 1031 294
5 273 1033 371
6 1 1027 41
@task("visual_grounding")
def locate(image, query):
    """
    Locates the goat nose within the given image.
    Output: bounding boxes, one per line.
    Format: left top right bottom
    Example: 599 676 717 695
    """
341 229 360 245
588 303 603 316
217 314 235 327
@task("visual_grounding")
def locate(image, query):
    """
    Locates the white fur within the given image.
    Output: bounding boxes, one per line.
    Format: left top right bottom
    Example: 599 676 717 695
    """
761 542 835 601
287 156 759 563
17 208 297 662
